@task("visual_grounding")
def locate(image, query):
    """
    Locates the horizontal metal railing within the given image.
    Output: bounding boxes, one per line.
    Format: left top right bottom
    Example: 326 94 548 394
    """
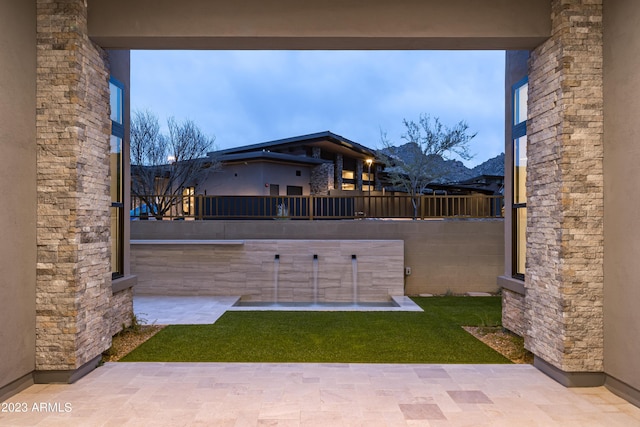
131 194 503 220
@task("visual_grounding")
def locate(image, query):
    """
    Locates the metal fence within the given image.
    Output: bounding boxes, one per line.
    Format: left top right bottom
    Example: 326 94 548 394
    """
131 194 504 220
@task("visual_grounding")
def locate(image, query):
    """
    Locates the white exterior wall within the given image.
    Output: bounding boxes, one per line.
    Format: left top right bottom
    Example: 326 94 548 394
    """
200 162 312 196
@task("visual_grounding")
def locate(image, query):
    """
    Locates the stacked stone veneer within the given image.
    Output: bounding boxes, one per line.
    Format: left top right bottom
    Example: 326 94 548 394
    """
334 154 344 189
356 159 364 190
525 0 604 372
132 240 404 302
36 0 114 371
502 289 526 337
310 163 334 195
375 165 382 191
108 288 133 336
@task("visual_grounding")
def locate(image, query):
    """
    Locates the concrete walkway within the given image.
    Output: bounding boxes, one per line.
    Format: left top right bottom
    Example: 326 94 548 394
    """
133 295 241 325
133 295 423 326
2 363 639 426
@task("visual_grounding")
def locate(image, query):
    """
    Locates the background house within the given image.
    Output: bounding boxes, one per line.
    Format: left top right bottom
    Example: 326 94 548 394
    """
428 175 504 196
201 132 504 198
203 131 380 196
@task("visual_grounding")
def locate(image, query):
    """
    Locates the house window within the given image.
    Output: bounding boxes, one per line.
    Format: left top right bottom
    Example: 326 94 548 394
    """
109 77 125 278
182 186 195 216
342 170 355 180
342 169 357 190
286 185 303 196
514 81 528 126
295 170 301 177
512 78 527 280
154 176 168 194
362 170 375 192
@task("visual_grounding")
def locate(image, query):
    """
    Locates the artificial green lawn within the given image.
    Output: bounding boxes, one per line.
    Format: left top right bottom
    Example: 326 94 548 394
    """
121 296 510 364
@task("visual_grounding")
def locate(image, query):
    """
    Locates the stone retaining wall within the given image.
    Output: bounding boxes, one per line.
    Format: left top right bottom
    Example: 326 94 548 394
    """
131 240 404 302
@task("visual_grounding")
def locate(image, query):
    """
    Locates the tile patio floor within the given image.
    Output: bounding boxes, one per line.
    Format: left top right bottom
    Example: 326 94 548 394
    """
3 363 640 426
2 297 639 426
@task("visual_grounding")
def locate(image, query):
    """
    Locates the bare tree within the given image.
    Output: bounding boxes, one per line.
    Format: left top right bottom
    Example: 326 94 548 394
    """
378 114 476 219
130 110 219 218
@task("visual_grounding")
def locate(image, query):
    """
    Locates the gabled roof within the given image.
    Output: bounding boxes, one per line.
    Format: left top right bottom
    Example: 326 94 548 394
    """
209 131 376 159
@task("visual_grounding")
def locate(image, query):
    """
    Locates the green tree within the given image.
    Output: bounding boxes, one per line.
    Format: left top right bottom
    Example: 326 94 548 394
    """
379 114 476 219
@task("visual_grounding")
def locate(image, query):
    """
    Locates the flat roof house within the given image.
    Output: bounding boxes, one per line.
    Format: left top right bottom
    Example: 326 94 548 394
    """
2 0 640 409
204 131 380 197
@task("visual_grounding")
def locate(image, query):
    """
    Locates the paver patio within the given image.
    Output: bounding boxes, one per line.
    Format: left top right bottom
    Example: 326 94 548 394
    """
2 363 639 426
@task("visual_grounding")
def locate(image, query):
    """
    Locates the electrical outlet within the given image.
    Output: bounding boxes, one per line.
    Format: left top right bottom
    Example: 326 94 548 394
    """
405 266 411 276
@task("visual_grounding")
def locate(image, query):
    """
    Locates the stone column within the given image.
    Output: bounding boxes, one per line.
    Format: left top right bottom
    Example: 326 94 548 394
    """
310 163 334 195
356 159 364 191
36 0 112 380
334 154 343 190
375 165 382 191
526 0 604 385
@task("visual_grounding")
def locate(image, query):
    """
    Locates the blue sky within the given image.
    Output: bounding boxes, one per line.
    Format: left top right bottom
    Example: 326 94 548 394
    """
131 50 505 168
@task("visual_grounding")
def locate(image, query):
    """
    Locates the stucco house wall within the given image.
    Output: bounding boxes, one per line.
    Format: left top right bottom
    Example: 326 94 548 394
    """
602 0 640 403
201 161 312 196
0 0 37 401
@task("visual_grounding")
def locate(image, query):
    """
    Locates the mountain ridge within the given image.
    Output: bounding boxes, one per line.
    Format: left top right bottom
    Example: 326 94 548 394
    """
381 142 504 183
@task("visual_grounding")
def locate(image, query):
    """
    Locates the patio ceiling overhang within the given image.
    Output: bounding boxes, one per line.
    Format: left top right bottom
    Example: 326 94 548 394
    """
87 0 551 51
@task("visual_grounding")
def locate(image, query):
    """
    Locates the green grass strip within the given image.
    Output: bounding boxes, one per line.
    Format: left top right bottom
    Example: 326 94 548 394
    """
121 296 509 364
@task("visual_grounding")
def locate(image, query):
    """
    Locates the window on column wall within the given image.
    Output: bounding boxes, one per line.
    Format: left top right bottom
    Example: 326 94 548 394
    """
109 77 125 279
512 78 528 280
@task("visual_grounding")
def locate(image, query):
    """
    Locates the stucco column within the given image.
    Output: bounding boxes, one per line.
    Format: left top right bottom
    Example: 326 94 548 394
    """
526 0 604 385
36 0 112 380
